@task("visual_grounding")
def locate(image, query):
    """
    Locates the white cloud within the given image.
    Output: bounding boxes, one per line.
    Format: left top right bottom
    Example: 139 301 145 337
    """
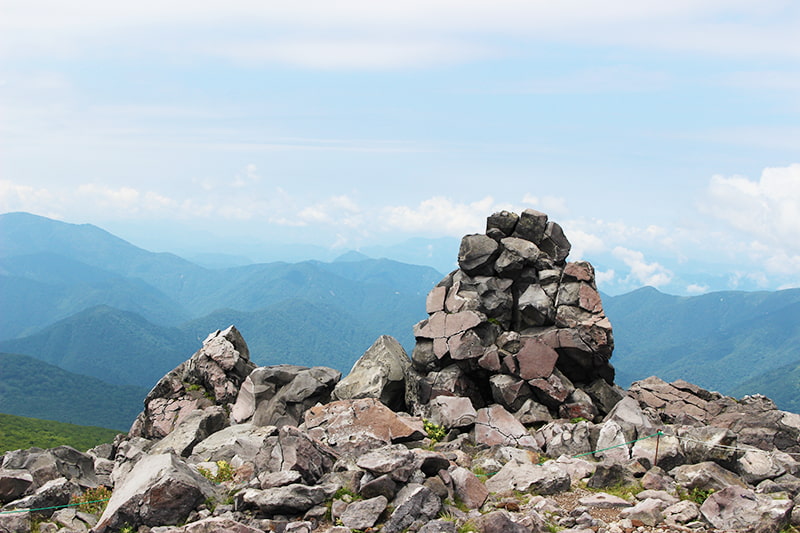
595 269 616 286
382 196 496 235
612 246 673 287
567 229 606 261
686 283 710 294
522 194 569 216
703 163 800 273
3 1 799 66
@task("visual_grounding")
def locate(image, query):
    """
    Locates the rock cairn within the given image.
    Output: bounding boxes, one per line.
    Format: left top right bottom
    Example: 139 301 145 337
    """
408 209 619 422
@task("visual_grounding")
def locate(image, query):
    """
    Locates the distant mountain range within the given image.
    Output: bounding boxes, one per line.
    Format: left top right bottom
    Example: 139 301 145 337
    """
0 211 798 432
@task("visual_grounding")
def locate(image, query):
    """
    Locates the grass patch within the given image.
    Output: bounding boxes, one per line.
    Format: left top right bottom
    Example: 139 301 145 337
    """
0 412 121 454
69 485 112 514
581 480 643 500
678 486 715 504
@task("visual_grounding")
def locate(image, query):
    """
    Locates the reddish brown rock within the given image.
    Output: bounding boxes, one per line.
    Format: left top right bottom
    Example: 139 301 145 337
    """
516 338 559 380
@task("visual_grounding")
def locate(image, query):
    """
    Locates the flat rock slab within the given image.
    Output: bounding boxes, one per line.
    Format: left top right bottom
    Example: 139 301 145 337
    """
578 492 633 509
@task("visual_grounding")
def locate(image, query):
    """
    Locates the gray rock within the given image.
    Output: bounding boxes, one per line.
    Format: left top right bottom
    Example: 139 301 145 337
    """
484 459 570 495
489 374 532 412
0 510 30 533
450 466 488 509
332 335 411 411
474 405 538 448
510 209 548 244
594 420 630 463
383 484 442 533
191 423 276 465
130 326 255 439
428 396 477 429
267 426 336 484
418 519 457 533
737 448 787 484
340 495 387 530
518 284 554 327
513 398 553 425
663 499 700 524
475 509 531 533
2 477 81 516
356 444 417 483
679 426 741 466
619 498 664 526
577 492 632 509
535 420 592 457
94 453 219 532
540 221 571 263
238 484 327 515
458 234 500 276
631 432 683 471
700 485 792 533
150 407 228 458
232 364 340 428
0 469 33 504
670 461 747 492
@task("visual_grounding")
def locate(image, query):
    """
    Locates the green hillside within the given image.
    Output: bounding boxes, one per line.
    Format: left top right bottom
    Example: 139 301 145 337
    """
0 412 121 454
730 359 800 413
605 287 800 405
0 307 198 388
0 352 147 430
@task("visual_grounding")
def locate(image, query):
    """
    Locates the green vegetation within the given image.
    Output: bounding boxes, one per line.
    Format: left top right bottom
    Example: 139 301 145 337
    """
69 485 113 514
581 480 643 500
423 419 446 444
731 359 800 413
197 460 235 483
0 412 121 454
678 486 715 504
569 417 588 424
0 352 146 430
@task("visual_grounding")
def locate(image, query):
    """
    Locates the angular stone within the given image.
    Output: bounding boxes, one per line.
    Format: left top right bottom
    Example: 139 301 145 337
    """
232 364 340 427
383 484 441 533
663 499 700 524
474 405 538 448
458 234 500 276
511 209 548 244
513 398 553 425
631 433 684 471
0 469 33 504
487 210 520 237
238 484 327 515
150 406 228 458
495 237 541 276
94 454 219 533
540 221 571 263
303 398 424 454
332 335 411 411
267 426 336 484
563 261 595 283
356 444 417 483
594 420 630 463
444 310 484 338
534 420 592 458
515 338 558 380
484 460 570 495
669 461 747 492
529 372 571 408
489 374 532 412
518 284 554 327
413 311 446 339
359 474 398 500
680 426 740 467
450 466 488 509
426 286 447 314
737 449 787 484
700 485 792 533
341 495 388 530
447 329 485 360
427 396 477 429
619 498 664 526
577 492 632 509
475 509 531 533
191 423 276 464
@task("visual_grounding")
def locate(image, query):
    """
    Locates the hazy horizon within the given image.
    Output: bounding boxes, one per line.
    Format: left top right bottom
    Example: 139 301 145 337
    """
2 2 799 296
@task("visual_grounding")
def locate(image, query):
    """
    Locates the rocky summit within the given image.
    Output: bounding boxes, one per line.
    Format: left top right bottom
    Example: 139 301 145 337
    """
2 210 800 533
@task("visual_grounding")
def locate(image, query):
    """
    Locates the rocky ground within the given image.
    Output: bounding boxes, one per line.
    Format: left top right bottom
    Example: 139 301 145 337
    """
2 210 799 533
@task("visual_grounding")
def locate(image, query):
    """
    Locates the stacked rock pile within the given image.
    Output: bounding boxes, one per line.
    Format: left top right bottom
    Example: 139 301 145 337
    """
408 210 619 422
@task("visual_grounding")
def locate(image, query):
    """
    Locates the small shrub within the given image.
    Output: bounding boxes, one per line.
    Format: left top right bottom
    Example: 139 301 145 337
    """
198 460 234 483
679 486 715 504
69 485 112 515
458 520 480 533
569 417 588 424
423 419 446 444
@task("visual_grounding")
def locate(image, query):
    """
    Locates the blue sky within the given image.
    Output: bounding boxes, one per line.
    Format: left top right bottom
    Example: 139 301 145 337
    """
1 1 799 295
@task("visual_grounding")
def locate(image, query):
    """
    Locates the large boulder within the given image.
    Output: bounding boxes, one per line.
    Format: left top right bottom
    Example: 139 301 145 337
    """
332 335 411 411
94 453 220 532
231 364 340 427
130 326 255 439
700 485 793 533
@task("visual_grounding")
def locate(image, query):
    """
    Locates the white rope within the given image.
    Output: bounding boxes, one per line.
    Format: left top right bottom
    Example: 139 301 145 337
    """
672 434 800 459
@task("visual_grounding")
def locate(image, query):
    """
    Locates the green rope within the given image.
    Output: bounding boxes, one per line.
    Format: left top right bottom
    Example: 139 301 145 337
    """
0 497 111 515
572 430 663 458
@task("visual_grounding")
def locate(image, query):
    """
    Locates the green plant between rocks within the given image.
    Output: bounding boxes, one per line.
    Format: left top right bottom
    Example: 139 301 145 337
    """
197 460 234 483
679 486 715 504
581 480 643 500
69 485 112 515
423 419 446 444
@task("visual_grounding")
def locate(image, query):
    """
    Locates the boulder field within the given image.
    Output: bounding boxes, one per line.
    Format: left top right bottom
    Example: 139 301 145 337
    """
2 210 799 533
